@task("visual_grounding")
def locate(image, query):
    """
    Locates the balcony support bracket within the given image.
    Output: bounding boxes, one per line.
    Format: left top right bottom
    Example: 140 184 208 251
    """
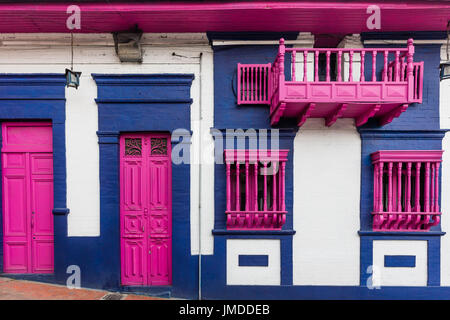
379 104 409 126
325 103 348 127
297 103 315 127
271 102 287 126
356 104 381 127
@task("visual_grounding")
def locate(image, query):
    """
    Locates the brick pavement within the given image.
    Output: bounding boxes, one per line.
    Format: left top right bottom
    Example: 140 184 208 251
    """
0 277 164 300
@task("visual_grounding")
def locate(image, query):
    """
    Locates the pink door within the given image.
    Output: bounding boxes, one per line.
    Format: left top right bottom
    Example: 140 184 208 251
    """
120 133 172 286
2 122 54 274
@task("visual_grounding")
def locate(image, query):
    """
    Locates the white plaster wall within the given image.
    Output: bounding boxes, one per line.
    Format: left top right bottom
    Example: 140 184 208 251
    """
440 131 450 285
226 239 280 285
293 119 360 285
440 60 450 284
440 79 450 129
0 33 215 254
373 240 427 287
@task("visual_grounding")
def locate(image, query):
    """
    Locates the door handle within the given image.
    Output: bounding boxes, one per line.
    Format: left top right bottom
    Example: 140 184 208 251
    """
31 212 35 228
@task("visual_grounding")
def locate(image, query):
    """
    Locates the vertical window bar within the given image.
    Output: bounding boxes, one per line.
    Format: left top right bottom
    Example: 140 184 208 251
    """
406 162 412 212
374 163 379 211
378 162 384 212
397 162 402 212
254 162 258 211
273 162 277 211
245 162 249 211
415 162 421 212
263 162 268 211
388 162 393 212
281 162 286 211
250 66 253 102
425 162 430 212
226 162 231 212
431 162 435 212
236 162 240 211
246 67 249 102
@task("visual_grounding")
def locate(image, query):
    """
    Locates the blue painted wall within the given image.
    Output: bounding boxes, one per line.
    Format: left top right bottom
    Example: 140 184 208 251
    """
202 31 450 299
357 32 448 289
203 33 299 299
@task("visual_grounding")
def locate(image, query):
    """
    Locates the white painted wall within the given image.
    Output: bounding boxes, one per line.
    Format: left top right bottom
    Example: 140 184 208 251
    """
440 131 450 285
226 239 281 285
0 33 215 254
440 40 450 284
373 240 427 287
293 119 360 285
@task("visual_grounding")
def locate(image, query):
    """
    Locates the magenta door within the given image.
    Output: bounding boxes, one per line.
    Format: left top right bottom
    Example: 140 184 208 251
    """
120 133 172 286
2 122 54 274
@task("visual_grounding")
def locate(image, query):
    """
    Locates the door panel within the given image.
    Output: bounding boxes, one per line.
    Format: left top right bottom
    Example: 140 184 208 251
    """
4 241 28 273
32 239 53 273
3 175 28 237
148 238 170 285
120 133 172 286
31 178 53 236
122 238 145 285
2 122 53 274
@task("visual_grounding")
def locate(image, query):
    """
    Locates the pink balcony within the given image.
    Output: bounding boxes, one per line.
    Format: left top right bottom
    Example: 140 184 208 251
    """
371 150 443 232
237 38 424 127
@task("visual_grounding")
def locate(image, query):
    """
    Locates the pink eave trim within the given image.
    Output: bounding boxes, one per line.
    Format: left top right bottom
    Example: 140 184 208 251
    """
1 2 450 33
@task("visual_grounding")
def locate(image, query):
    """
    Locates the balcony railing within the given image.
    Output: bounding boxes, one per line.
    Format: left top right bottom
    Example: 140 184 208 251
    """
237 38 424 127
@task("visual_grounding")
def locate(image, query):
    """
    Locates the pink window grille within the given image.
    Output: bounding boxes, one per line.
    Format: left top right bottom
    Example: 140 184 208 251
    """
224 149 289 230
237 63 271 105
371 150 443 232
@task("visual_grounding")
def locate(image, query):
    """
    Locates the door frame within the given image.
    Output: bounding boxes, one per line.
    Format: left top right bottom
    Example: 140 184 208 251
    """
0 74 67 281
1 121 54 274
94 74 196 296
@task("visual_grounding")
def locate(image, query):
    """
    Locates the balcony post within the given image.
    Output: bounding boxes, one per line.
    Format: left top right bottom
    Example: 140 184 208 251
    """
279 38 286 100
303 51 308 82
406 38 415 101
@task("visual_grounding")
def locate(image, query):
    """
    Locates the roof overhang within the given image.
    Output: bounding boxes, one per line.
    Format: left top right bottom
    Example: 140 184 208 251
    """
1 1 450 33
